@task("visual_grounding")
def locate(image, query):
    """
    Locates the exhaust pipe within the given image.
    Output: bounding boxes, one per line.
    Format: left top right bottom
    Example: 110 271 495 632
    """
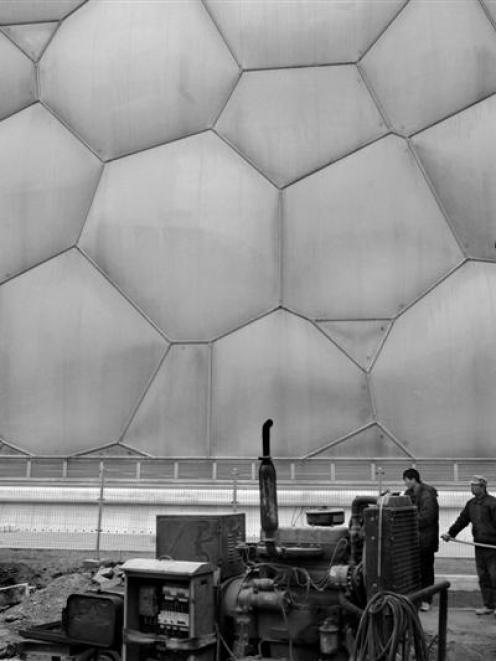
257 420 324 560
259 419 278 547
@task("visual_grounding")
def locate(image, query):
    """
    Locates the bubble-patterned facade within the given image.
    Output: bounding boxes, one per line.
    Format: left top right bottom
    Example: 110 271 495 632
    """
1 0 496 460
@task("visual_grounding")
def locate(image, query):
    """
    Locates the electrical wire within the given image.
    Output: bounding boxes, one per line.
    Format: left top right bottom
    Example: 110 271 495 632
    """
215 623 222 661
322 535 349 584
279 597 295 661
215 623 238 661
290 505 305 526
237 534 350 607
351 591 429 661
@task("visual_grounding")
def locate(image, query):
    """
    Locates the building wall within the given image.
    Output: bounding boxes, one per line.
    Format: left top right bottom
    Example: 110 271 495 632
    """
1 0 496 459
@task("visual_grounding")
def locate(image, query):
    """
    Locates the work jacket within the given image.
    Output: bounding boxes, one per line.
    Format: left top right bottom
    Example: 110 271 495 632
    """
405 482 439 552
448 493 496 545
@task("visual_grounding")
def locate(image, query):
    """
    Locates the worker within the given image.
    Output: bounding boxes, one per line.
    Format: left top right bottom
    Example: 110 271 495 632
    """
403 468 439 612
441 475 496 615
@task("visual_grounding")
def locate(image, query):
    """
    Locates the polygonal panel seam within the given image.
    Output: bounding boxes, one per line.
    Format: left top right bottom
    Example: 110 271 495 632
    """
78 247 172 343
115 345 171 447
200 0 242 71
406 137 468 256
216 65 389 187
212 128 283 189
410 94 496 260
40 99 104 163
303 421 413 459
39 0 240 159
0 249 169 453
357 1 409 63
361 0 496 135
391 259 467 322
211 309 373 458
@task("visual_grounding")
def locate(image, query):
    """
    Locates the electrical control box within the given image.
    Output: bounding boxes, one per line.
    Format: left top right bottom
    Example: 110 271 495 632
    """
122 559 216 661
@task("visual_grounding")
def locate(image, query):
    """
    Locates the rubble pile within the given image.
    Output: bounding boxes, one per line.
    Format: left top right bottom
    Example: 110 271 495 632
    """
89 563 124 593
0 562 124 630
0 557 125 659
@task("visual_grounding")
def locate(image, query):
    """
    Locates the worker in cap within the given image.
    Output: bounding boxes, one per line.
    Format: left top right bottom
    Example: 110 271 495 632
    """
403 468 439 612
442 475 496 615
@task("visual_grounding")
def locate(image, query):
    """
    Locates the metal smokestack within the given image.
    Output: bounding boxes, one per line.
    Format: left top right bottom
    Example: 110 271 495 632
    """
259 419 278 544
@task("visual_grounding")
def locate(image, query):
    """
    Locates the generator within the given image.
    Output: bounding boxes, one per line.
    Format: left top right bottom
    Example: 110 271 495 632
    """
122 419 424 661
17 418 445 661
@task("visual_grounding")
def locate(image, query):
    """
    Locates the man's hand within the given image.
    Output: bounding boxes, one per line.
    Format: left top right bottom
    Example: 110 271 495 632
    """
441 533 451 542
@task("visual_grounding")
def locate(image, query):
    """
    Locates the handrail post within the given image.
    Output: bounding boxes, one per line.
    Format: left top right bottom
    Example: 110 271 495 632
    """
95 461 105 561
377 466 384 495
438 585 448 661
231 468 238 512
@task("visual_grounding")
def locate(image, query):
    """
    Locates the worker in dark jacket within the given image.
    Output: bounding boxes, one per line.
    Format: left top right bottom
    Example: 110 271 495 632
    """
403 468 439 612
441 475 496 615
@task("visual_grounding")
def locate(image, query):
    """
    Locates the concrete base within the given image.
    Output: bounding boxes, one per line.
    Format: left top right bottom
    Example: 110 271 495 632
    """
421 606 496 660
436 574 482 608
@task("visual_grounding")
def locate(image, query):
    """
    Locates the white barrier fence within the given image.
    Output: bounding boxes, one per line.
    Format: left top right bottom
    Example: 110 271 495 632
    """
0 483 479 559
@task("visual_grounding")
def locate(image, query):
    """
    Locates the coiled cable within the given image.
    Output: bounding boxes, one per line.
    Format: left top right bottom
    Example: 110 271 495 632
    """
352 591 429 661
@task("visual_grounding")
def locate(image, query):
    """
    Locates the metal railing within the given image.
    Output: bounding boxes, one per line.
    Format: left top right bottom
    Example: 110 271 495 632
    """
0 455 494 485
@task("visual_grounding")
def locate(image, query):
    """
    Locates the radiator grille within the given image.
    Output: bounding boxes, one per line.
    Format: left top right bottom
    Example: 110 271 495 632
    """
364 503 421 598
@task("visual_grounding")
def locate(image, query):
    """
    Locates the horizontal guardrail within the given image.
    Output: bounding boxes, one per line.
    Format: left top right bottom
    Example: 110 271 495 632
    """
0 455 493 485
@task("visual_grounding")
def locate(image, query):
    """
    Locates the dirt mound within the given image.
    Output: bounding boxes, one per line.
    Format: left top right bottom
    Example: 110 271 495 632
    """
0 570 93 658
0 564 40 590
0 573 93 630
